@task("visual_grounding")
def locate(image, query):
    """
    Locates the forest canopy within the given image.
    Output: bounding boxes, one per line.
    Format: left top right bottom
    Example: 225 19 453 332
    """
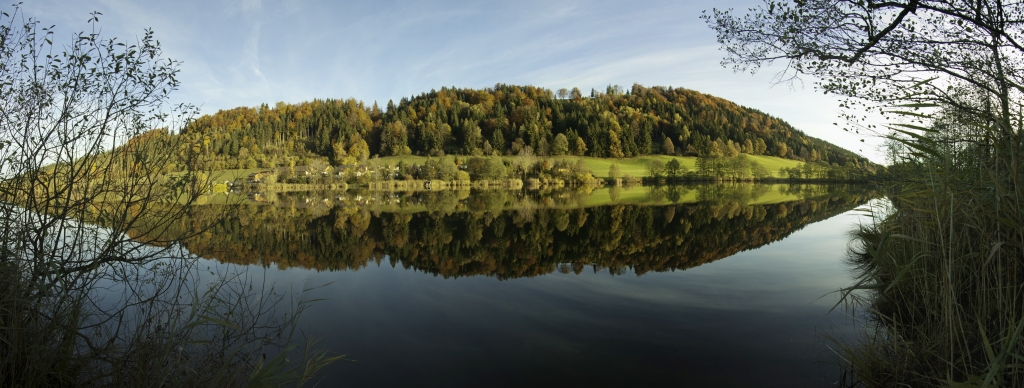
170 84 872 172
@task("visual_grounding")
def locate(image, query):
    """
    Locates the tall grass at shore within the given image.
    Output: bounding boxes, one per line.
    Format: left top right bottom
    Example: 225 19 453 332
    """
834 110 1024 386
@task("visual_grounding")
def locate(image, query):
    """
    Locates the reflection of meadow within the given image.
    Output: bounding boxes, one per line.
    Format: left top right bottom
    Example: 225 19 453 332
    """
153 185 877 279
201 183 870 214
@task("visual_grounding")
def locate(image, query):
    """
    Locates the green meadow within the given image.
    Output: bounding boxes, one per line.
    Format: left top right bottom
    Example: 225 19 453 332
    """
367 154 804 179
192 154 806 186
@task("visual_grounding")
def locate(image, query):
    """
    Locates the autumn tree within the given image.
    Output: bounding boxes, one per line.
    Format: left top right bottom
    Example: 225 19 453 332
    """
572 137 588 156
346 133 370 163
754 138 768 155
570 87 583 101
607 130 625 158
661 137 676 155
552 133 569 155
331 138 348 164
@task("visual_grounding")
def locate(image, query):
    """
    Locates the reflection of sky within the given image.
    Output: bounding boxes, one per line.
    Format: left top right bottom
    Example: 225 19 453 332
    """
241 208 869 387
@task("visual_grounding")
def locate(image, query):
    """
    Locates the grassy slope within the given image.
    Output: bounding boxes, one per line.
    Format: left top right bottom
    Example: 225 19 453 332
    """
744 155 806 177
210 168 268 182
362 154 804 179
165 168 267 183
188 154 802 193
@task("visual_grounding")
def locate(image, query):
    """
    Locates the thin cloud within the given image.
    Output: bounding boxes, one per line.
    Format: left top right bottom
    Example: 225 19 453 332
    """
11 0 886 162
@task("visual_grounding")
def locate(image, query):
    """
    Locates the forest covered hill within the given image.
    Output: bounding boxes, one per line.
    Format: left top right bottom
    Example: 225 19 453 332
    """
167 84 872 173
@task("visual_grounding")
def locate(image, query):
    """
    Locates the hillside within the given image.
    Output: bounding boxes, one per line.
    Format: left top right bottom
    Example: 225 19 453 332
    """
171 84 873 173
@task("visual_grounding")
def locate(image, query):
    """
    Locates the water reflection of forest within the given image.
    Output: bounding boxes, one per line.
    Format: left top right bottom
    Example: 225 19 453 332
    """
179 184 875 279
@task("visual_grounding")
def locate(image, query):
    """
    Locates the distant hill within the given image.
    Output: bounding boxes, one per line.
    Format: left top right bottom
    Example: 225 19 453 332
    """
172 84 872 172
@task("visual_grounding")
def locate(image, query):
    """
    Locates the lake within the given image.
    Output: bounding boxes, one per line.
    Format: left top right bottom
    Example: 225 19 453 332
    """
178 183 876 387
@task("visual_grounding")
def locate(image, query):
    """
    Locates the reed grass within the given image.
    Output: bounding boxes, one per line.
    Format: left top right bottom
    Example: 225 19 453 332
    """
834 109 1024 386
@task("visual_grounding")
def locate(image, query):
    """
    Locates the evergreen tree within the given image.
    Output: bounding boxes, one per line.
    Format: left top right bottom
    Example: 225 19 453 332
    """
492 129 505 153
573 137 588 156
381 121 410 156
460 119 482 155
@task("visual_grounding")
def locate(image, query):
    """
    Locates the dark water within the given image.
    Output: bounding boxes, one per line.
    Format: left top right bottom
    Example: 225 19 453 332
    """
185 184 874 387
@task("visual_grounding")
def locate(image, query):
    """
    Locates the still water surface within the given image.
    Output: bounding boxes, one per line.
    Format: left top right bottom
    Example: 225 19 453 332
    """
189 184 874 387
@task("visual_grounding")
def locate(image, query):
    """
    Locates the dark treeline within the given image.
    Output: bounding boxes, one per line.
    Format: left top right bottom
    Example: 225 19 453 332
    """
167 185 874 279
172 84 872 172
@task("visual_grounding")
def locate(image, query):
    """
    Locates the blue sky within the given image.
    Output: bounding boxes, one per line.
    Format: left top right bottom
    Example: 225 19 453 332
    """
22 0 885 162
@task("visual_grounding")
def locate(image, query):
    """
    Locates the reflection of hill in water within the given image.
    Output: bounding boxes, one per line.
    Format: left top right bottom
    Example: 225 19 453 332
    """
177 184 875 279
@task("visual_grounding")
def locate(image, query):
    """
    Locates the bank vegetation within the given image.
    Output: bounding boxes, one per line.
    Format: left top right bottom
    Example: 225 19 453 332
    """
708 0 1024 385
0 7 338 387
